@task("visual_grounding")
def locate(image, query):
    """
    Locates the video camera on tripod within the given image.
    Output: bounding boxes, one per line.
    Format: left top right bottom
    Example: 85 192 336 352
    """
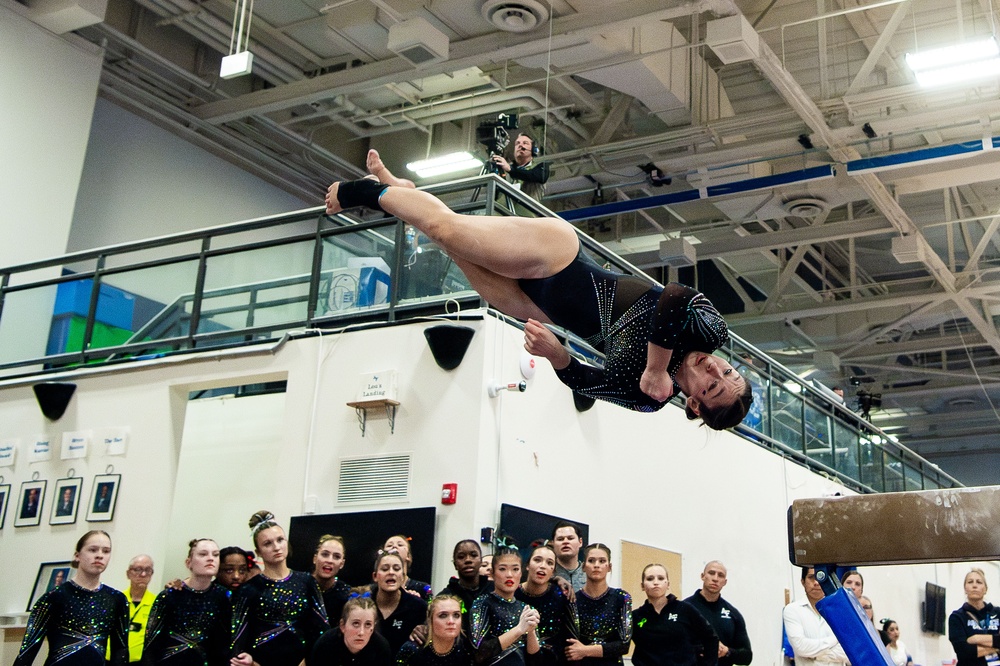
476 113 519 175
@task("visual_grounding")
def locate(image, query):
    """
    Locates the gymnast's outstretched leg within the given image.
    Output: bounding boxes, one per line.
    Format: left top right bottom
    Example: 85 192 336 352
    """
326 152 579 281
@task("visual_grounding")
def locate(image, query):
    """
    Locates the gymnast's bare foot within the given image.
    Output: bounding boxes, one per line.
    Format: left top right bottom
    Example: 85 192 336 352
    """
367 149 416 189
325 182 343 215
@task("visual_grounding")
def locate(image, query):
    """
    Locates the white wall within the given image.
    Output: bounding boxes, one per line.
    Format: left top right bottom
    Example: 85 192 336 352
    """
0 5 104 366
0 5 102 269
68 98 312 253
0 314 989 666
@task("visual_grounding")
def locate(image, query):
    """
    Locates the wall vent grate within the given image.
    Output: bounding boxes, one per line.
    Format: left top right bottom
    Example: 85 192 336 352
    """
337 454 411 503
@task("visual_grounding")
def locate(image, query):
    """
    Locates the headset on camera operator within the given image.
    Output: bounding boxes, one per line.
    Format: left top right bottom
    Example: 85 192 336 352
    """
477 114 549 201
491 132 549 200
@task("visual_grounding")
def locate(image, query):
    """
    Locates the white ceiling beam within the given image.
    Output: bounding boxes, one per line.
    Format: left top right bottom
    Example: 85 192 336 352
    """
845 0 910 95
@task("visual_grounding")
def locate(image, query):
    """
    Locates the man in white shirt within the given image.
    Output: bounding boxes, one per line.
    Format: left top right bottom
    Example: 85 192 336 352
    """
783 567 850 666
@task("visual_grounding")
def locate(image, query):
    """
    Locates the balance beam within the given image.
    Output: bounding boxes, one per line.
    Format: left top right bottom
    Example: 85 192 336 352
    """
788 486 1000 566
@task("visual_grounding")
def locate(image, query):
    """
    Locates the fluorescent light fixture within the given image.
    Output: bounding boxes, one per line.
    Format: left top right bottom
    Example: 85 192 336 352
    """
406 152 483 178
905 37 1000 87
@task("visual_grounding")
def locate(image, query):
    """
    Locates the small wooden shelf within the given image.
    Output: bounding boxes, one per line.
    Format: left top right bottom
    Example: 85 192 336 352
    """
346 399 400 436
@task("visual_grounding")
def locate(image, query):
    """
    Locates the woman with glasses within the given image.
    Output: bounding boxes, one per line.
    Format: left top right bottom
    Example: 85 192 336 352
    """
143 539 231 666
15 530 129 666
949 568 1000 666
231 511 330 666
566 545 630 666
123 555 157 663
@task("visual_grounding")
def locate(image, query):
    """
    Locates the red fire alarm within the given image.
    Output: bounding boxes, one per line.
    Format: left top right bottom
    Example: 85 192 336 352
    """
441 483 458 504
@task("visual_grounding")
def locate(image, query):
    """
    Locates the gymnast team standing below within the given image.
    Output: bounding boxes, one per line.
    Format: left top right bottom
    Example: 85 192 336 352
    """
16 508 993 666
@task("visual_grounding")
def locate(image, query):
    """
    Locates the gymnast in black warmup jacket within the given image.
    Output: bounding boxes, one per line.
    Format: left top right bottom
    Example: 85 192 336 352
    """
326 151 751 430
631 565 717 666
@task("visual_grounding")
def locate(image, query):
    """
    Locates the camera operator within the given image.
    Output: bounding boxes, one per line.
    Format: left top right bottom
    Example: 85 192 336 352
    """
490 132 549 200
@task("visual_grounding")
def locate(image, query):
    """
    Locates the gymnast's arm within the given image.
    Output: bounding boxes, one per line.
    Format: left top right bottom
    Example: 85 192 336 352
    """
523 320 608 394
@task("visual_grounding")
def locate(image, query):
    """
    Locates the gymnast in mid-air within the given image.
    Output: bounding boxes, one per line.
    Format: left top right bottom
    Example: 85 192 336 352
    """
325 151 752 430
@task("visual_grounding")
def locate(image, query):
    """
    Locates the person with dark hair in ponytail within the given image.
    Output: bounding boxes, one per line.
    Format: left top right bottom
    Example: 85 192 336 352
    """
325 153 751 430
470 543 541 666
16 530 130 666
143 538 231 666
231 511 330 666
312 536 352 625
309 596 391 666
397 595 474 666
515 543 578 666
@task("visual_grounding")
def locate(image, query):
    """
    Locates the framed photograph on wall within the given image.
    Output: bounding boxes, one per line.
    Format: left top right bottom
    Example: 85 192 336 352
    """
86 474 120 522
14 479 47 528
50 476 83 526
0 483 10 529
27 561 75 611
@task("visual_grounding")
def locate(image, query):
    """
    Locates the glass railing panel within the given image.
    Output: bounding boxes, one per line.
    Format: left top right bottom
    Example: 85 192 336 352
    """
0 282 61 366
771 383 805 452
317 230 396 316
804 403 833 469
832 419 861 483
882 450 906 492
199 241 314 334
737 361 770 435
96 260 201 354
904 462 924 491
858 437 885 491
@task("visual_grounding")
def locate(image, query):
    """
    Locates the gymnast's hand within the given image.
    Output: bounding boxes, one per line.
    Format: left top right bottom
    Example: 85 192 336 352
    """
524 319 570 370
640 368 674 402
230 653 253 666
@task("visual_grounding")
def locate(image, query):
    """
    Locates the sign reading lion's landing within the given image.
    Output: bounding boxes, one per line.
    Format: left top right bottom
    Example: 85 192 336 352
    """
356 370 398 402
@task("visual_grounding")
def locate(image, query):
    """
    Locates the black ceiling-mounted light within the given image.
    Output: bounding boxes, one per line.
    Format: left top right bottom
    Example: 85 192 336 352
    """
423 325 475 371
638 162 672 187
33 382 77 420
797 134 814 150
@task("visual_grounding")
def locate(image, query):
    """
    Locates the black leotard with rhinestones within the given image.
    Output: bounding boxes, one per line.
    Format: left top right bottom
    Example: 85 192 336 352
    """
231 572 329 666
517 249 728 412
15 581 129 666
143 583 232 666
